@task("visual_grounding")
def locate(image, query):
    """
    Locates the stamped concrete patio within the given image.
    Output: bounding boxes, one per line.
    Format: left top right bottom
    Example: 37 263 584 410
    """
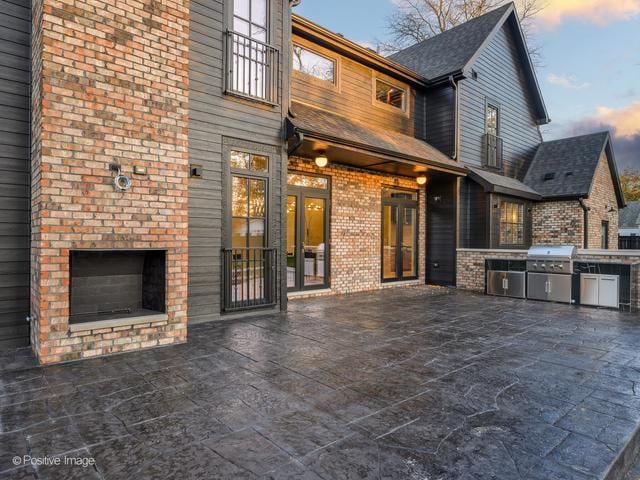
2 287 640 479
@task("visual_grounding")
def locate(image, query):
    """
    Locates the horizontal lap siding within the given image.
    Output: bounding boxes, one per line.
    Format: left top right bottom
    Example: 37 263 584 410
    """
291 35 426 140
188 0 286 323
0 0 30 348
458 21 541 179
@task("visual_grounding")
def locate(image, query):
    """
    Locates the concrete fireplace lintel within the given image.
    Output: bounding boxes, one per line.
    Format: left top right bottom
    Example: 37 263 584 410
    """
68 313 169 333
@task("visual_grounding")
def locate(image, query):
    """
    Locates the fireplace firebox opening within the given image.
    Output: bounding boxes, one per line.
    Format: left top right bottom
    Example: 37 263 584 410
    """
70 250 166 325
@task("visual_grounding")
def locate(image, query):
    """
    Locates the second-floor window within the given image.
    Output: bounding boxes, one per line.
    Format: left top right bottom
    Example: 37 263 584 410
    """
293 45 335 84
375 79 405 110
486 104 499 137
484 103 502 168
233 0 267 41
227 0 279 104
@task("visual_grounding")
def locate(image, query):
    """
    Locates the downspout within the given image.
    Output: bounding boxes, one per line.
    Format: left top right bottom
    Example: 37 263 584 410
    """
448 75 459 161
579 198 589 249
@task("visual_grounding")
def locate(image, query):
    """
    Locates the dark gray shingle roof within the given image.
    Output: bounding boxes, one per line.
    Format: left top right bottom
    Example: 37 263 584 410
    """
468 167 541 200
523 132 610 199
388 4 511 81
289 101 464 171
620 201 640 228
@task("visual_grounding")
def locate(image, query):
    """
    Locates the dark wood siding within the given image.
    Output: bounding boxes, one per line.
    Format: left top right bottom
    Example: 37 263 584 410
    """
0 0 30 348
426 175 457 286
188 0 288 324
457 21 541 179
291 35 426 140
425 84 455 158
460 178 489 248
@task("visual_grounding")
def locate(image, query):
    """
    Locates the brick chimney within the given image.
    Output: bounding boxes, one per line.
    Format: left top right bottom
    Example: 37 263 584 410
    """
30 0 190 363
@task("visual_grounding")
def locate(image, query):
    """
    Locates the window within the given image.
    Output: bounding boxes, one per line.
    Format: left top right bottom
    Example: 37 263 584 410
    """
230 150 268 172
233 0 268 42
293 46 335 83
601 221 609 249
500 201 524 246
287 173 328 189
375 79 405 110
486 104 499 137
227 0 279 103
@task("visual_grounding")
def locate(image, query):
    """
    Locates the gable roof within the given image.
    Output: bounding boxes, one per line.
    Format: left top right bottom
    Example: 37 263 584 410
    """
523 131 626 208
468 167 541 200
620 201 640 228
388 3 549 124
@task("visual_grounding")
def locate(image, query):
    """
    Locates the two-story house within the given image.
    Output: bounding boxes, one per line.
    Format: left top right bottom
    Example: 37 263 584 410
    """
0 0 626 363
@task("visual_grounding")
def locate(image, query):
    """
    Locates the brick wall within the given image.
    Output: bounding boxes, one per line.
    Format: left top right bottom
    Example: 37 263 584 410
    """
288 157 426 294
532 200 584 247
30 0 190 364
531 152 619 250
585 152 619 249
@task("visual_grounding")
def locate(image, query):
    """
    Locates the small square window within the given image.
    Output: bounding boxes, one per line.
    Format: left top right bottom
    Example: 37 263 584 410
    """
375 79 405 110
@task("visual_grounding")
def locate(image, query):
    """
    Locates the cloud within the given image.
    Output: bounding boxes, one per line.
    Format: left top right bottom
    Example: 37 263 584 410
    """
554 102 640 170
535 0 640 27
595 102 640 138
546 73 590 89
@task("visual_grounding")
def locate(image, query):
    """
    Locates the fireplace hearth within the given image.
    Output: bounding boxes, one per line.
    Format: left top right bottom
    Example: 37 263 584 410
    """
70 250 166 324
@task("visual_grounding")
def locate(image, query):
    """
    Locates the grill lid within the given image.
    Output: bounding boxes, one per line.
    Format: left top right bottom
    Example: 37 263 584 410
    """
527 245 577 259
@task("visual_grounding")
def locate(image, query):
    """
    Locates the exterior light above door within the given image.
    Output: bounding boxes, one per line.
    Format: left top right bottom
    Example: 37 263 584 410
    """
416 176 427 185
315 152 328 168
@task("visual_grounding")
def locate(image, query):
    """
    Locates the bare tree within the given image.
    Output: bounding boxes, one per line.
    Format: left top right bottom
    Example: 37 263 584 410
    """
378 0 546 58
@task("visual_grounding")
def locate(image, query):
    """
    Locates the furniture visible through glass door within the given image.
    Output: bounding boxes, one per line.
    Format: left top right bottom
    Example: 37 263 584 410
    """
287 172 330 291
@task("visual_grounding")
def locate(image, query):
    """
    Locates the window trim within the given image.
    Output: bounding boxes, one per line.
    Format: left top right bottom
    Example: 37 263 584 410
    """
292 43 339 88
498 199 526 248
372 76 409 115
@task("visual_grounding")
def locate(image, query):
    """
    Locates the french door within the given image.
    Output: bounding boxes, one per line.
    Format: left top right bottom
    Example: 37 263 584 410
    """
286 173 330 291
382 187 418 282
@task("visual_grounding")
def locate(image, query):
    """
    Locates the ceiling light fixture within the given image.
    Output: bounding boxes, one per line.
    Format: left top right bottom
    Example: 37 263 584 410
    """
315 152 328 168
416 176 427 185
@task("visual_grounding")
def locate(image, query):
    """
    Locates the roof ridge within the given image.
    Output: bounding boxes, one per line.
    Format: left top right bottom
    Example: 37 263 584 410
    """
390 3 512 58
541 131 610 144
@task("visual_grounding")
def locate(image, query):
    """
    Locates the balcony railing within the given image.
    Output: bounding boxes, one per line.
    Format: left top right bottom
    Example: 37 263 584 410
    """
225 30 280 105
483 133 504 170
222 247 277 312
620 236 640 250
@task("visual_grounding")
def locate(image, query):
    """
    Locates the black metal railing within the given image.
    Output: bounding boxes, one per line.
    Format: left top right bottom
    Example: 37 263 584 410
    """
483 133 503 170
225 30 279 105
222 247 277 312
619 236 640 250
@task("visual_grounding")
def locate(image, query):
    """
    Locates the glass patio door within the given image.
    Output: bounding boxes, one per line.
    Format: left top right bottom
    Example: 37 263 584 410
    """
382 187 418 282
287 173 330 291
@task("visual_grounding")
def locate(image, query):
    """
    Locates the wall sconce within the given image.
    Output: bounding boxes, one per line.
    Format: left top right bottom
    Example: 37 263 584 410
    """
315 152 328 168
416 176 427 185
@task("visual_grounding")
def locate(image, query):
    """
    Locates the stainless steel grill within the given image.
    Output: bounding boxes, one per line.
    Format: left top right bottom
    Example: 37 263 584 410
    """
526 245 577 274
526 245 577 303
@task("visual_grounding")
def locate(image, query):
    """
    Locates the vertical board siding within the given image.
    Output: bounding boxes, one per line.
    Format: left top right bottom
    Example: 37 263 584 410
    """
425 85 455 158
188 0 287 324
0 0 30 348
426 177 457 286
458 21 541 179
460 178 489 248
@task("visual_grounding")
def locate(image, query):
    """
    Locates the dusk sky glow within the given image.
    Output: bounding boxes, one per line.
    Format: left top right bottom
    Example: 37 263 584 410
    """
293 0 640 170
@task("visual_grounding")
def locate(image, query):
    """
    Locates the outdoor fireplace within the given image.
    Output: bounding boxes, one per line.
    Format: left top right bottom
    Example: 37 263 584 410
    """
70 250 166 325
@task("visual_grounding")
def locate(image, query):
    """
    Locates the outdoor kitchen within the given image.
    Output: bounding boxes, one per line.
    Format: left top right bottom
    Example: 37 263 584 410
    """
458 247 640 312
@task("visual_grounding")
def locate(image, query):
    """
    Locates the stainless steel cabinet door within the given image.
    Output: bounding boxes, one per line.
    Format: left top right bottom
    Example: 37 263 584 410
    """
506 272 526 299
580 274 599 306
487 271 506 296
527 273 548 301
598 275 619 308
547 275 572 303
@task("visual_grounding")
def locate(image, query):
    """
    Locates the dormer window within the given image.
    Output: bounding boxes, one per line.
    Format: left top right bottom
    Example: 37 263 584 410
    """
375 79 405 110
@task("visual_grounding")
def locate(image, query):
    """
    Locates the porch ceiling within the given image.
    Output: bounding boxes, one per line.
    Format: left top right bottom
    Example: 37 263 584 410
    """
287 102 466 178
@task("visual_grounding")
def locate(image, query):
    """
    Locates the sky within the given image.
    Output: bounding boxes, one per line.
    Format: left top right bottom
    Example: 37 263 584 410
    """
293 0 640 171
